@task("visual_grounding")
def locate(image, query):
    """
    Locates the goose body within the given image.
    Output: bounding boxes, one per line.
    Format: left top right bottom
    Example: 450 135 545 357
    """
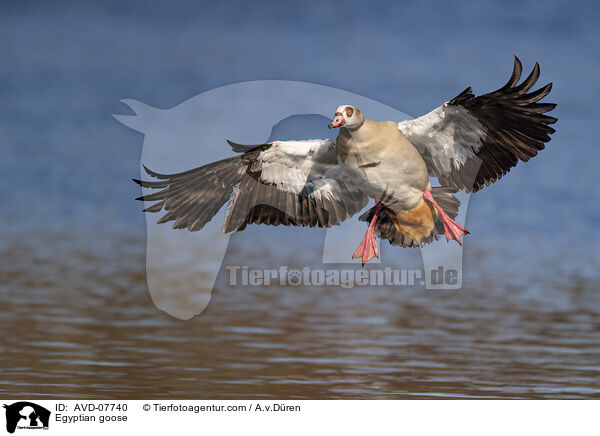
336 118 429 211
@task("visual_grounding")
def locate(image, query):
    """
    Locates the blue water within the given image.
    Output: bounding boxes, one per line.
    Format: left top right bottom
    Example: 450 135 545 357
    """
1 0 599 398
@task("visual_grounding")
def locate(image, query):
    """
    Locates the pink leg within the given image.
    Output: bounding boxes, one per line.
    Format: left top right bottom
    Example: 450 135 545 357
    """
423 189 469 245
353 201 383 266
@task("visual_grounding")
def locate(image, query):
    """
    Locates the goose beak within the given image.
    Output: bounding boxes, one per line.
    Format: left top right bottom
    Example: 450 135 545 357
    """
328 113 345 129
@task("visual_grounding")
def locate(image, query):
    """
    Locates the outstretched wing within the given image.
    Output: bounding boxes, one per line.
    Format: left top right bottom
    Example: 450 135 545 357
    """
398 56 557 192
134 139 369 233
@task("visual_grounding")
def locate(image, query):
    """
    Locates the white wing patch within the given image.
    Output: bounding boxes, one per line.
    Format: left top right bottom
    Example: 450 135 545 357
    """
259 139 340 198
398 105 486 174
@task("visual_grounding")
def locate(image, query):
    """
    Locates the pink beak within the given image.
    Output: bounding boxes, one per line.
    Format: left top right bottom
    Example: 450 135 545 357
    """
328 113 345 129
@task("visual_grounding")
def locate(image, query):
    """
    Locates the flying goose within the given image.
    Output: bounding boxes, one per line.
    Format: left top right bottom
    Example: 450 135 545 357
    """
134 57 556 265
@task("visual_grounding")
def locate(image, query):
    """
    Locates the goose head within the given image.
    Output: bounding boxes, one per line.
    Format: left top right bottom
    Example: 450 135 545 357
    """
328 105 365 130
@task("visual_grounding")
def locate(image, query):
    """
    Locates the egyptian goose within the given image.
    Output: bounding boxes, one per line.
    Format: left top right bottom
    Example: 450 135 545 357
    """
134 57 556 265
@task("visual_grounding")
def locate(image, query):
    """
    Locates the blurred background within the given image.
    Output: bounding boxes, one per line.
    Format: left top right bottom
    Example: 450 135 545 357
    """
1 0 599 399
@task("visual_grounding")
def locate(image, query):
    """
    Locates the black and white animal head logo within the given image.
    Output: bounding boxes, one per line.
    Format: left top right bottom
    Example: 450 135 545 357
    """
3 402 50 434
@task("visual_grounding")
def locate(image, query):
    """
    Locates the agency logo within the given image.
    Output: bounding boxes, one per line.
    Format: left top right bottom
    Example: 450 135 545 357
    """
3 402 50 434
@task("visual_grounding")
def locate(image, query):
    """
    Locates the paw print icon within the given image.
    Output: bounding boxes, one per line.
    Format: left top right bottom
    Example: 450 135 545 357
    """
286 270 303 286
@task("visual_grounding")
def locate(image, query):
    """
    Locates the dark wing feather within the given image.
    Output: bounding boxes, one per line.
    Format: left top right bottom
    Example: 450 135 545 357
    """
133 156 244 231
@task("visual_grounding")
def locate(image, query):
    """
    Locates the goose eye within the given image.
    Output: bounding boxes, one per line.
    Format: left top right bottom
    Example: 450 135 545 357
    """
345 107 354 117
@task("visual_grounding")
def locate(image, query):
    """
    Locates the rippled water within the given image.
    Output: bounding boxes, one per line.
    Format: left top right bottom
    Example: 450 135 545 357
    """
1 231 599 399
